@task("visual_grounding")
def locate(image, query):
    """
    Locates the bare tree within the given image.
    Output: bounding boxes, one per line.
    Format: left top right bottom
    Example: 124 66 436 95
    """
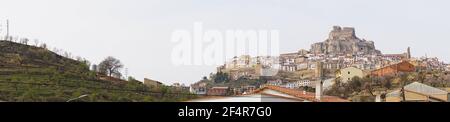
83 58 91 68
19 38 29 45
52 47 61 54
40 43 47 49
399 73 409 102
8 36 13 42
75 56 83 62
98 56 124 77
63 51 72 59
13 36 19 43
63 51 69 58
34 39 40 46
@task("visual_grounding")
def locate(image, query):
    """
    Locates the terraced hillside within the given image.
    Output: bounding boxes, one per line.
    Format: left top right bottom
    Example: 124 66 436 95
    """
0 40 195 102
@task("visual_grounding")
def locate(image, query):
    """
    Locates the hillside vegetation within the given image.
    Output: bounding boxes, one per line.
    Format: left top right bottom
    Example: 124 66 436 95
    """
0 40 195 102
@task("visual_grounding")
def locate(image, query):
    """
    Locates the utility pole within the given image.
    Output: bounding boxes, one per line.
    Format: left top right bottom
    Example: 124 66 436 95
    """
6 19 9 41
124 68 129 80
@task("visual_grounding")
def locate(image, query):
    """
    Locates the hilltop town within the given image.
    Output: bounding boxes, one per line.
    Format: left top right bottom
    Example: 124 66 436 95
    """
1 24 449 102
190 26 450 102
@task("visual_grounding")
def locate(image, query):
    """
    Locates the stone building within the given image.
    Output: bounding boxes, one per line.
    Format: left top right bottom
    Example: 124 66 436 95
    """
336 67 365 83
144 78 163 89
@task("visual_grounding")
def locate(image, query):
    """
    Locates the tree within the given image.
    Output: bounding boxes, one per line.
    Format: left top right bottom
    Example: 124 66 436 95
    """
334 78 342 87
418 71 426 83
214 72 229 83
302 86 314 93
159 85 170 97
127 76 141 83
127 76 135 81
63 51 71 58
20 38 29 45
98 56 124 77
381 79 392 90
324 78 350 98
348 77 362 92
362 77 374 96
40 43 47 50
34 39 40 46
398 73 409 102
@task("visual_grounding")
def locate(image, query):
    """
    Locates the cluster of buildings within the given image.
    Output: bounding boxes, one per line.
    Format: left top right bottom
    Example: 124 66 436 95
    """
190 61 340 102
190 62 348 102
190 57 449 102
188 26 449 102
216 55 280 80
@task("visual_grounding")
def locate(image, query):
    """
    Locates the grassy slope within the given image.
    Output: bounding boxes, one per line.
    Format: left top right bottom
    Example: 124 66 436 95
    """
0 40 195 102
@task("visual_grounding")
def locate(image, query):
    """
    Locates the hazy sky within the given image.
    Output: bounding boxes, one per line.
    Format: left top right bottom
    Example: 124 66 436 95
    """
1 0 449 85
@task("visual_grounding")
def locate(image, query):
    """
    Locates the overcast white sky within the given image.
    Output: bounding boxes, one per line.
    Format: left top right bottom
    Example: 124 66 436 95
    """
0 0 449 85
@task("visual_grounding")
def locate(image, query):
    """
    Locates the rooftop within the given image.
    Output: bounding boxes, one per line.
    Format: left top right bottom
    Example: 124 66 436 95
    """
404 82 448 95
387 82 449 101
249 85 349 102
210 87 229 89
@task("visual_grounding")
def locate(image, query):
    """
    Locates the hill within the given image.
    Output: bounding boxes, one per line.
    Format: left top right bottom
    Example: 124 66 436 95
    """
0 40 195 102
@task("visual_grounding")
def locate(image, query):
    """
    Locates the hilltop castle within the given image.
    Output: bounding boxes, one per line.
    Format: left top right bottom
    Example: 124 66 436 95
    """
311 26 381 55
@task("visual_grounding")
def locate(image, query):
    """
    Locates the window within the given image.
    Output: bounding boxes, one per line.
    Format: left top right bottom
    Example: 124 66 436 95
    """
348 71 351 74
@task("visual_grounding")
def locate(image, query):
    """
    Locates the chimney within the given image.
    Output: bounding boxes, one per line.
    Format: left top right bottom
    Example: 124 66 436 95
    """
315 62 324 101
315 80 323 101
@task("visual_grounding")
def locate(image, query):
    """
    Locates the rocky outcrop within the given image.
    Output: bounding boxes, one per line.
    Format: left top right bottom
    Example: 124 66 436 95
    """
311 26 381 55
